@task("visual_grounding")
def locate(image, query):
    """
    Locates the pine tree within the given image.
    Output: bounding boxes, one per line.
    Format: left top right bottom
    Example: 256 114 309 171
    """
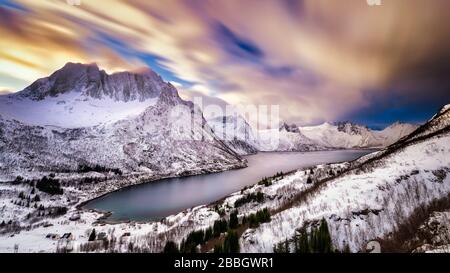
88 228 96 241
229 210 239 229
297 231 310 253
163 241 179 253
214 244 223 253
223 230 240 253
318 218 332 253
204 227 213 242
293 233 299 253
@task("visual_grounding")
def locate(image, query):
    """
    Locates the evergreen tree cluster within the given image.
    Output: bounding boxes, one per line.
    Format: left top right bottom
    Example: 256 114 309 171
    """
213 219 228 237
180 229 206 253
36 176 63 195
234 192 264 208
258 171 285 187
163 241 179 253
78 164 122 175
215 230 240 253
258 177 272 187
273 219 333 253
164 217 232 253
242 208 271 228
163 208 272 254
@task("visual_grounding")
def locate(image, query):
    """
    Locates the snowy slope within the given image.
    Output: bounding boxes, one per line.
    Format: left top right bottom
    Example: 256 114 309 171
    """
0 62 169 128
373 122 419 146
207 115 259 155
258 123 325 152
240 105 450 253
300 121 417 149
0 63 245 182
0 93 158 128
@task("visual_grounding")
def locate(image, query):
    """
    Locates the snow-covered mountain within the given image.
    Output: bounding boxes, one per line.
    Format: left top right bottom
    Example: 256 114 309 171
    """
0 63 245 182
0 63 171 128
251 120 417 152
258 122 325 152
373 122 419 146
207 115 259 155
300 121 418 149
240 104 450 253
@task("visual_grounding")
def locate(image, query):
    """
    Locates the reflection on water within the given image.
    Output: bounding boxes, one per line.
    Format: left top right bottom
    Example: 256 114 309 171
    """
85 150 373 221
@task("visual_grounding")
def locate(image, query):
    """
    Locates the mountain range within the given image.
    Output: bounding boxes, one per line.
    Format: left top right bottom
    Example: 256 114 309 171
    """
213 119 418 154
0 63 417 181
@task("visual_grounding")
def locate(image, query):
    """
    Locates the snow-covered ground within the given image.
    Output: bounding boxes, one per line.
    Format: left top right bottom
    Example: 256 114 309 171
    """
0 92 158 128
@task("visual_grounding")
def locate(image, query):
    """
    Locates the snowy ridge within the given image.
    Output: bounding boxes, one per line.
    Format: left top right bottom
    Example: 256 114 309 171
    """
258 126 324 152
248 120 417 152
207 115 259 155
300 121 418 149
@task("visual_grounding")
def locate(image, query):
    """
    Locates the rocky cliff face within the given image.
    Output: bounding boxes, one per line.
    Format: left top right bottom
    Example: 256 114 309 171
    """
19 62 168 102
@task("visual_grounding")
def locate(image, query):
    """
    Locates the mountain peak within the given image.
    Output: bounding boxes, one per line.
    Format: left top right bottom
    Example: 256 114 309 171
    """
334 121 368 135
279 122 300 133
385 121 407 128
61 62 99 70
18 62 174 102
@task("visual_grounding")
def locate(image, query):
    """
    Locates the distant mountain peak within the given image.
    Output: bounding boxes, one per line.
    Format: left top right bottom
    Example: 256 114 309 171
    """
279 122 300 133
334 121 368 135
18 62 172 103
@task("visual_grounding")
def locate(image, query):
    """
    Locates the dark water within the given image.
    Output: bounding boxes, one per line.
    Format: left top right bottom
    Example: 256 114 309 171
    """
85 150 372 221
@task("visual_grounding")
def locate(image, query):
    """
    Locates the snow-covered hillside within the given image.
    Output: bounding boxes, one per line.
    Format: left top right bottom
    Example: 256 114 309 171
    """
240 105 450 253
258 123 324 152
0 63 245 183
207 115 259 155
300 121 418 149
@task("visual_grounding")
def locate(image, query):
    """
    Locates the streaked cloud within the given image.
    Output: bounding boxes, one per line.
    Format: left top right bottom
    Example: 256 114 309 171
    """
1 0 449 125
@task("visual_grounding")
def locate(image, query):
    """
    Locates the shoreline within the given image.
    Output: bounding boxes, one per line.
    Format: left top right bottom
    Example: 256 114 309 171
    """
82 149 379 225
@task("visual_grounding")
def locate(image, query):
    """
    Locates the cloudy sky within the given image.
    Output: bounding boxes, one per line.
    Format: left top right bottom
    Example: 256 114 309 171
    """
1 0 449 128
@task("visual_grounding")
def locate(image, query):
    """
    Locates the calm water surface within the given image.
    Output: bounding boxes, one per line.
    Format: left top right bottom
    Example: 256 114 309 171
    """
85 150 373 221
